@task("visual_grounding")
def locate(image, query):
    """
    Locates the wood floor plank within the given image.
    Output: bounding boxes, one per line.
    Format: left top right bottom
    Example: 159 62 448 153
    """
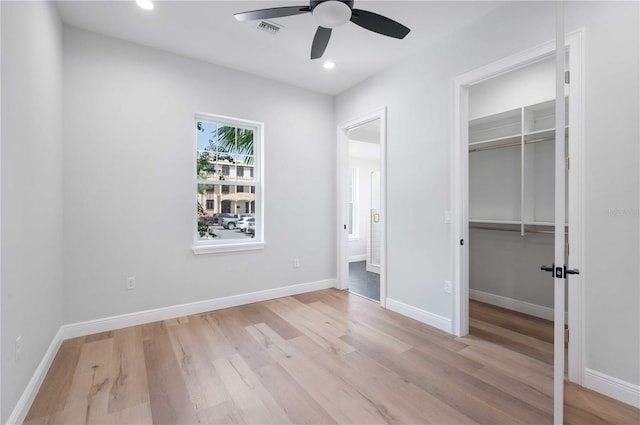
470 300 554 343
107 326 149 414
25 337 85 419
308 300 414 354
245 323 388 424
23 290 640 425
105 401 153 425
206 308 274 371
254 362 338 425
143 335 198 424
470 318 554 364
232 302 304 340
212 353 291 424
293 334 478 425
57 338 114 424
264 298 356 356
166 319 233 411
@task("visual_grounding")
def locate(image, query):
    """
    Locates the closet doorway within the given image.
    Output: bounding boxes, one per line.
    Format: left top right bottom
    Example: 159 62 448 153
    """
451 31 585 386
337 109 387 306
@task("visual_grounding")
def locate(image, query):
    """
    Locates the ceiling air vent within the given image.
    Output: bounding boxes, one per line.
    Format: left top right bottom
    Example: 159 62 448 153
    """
256 20 282 35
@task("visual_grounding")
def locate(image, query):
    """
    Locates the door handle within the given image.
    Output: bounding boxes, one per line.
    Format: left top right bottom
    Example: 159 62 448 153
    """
540 264 580 278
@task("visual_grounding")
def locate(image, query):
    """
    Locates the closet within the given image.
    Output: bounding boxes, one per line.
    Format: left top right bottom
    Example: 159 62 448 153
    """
468 57 568 324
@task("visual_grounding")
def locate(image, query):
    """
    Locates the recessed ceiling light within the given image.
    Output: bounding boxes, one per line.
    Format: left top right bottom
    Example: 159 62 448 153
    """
136 0 154 11
323 61 336 70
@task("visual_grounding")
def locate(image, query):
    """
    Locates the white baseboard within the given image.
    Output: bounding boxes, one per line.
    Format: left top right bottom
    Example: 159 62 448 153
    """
6 279 336 424
349 254 366 263
469 289 568 322
386 298 452 333
584 368 640 408
62 279 336 339
6 328 65 425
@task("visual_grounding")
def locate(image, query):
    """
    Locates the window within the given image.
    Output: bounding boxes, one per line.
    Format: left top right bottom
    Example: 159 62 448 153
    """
348 168 358 239
195 114 263 253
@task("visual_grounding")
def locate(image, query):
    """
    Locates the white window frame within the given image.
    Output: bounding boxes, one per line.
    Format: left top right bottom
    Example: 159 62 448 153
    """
348 167 359 240
192 113 265 254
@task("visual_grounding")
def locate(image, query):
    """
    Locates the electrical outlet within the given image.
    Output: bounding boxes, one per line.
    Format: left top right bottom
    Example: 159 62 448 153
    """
444 280 452 294
15 336 22 362
126 276 136 290
293 258 300 269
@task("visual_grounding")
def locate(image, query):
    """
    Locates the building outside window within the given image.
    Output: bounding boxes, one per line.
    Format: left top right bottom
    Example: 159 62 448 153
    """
195 114 263 253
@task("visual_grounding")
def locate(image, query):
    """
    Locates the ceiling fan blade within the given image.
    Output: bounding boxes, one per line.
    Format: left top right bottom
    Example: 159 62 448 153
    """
311 26 332 60
350 9 410 39
234 6 311 22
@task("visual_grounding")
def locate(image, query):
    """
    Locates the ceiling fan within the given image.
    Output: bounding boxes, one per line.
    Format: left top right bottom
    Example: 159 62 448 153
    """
234 0 411 60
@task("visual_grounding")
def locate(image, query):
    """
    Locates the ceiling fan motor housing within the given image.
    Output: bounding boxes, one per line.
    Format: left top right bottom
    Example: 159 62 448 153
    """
311 0 354 28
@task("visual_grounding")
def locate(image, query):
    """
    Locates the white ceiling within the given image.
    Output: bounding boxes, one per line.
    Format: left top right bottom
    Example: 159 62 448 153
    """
56 1 505 96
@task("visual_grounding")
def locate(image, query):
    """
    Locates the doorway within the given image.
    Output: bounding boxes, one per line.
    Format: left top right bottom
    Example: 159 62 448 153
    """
347 120 381 301
451 31 585 420
337 109 387 306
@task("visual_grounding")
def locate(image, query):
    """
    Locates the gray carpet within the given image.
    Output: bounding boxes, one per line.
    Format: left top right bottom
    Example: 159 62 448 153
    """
348 261 380 302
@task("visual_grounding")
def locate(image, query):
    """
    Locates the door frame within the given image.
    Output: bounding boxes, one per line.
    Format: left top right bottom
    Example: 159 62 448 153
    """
450 31 585 384
337 108 387 307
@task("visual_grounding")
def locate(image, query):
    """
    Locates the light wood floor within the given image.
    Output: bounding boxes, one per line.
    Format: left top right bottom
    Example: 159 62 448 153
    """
25 290 639 424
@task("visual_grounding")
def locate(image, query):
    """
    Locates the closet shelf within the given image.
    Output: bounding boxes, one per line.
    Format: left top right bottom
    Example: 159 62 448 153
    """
468 134 521 151
524 126 569 142
469 219 521 225
524 221 568 226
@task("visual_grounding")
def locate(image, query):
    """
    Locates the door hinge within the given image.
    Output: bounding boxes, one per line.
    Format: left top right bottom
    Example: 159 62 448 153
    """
566 157 570 170
565 242 569 258
565 329 569 345
565 70 570 84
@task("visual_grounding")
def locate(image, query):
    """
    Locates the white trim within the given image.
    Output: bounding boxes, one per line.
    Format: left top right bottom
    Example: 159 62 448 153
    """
6 328 65 425
349 254 366 263
469 289 567 323
61 279 336 339
337 108 387 308
386 298 452 334
451 30 585 384
584 369 640 408
192 241 265 255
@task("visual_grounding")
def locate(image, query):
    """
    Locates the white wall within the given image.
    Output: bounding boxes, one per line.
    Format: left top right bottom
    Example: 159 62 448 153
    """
469 57 556 119
348 157 380 260
62 27 335 324
335 1 639 387
1 2 65 422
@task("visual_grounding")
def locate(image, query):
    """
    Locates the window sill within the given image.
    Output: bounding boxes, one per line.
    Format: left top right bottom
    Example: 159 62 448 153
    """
192 241 266 255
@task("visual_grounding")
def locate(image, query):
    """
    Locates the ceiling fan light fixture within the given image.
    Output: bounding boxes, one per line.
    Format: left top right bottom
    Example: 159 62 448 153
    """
323 60 336 69
136 0 154 10
313 1 351 28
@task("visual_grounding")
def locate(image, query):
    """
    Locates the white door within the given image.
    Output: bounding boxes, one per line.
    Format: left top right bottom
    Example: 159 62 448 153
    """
367 171 381 273
541 5 580 423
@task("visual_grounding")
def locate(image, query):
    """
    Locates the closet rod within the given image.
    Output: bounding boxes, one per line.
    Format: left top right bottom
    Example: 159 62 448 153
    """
470 225 566 235
468 136 560 153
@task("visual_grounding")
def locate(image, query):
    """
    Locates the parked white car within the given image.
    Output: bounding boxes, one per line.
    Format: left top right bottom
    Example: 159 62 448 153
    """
238 217 255 232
